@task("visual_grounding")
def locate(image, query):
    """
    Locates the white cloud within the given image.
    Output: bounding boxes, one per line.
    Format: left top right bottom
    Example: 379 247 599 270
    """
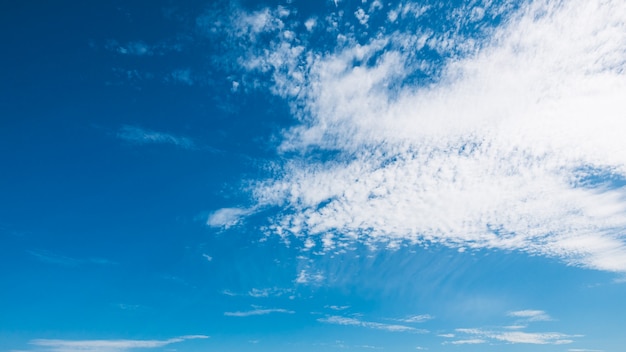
319 315 427 333
504 325 527 330
206 207 253 228
247 287 292 298
508 310 552 322
224 308 294 317
447 339 486 345
117 125 194 149
202 253 213 262
29 335 208 352
295 269 325 284
303 238 316 250
456 328 578 345
354 8 370 26
304 17 317 31
396 314 433 323
236 0 626 273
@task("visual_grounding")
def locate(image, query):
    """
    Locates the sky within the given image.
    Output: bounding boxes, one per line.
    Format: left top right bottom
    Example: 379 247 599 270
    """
1 0 626 351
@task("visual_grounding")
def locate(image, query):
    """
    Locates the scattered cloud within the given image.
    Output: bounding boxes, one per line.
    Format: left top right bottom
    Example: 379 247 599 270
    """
319 315 428 333
224 307 294 317
117 125 194 149
28 335 208 352
225 0 626 273
202 253 213 262
295 269 324 284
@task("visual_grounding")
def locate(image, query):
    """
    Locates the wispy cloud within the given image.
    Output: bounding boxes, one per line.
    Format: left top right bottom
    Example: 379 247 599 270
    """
224 307 294 317
206 207 254 228
117 125 194 149
508 310 552 322
318 315 427 333
27 250 116 267
446 339 486 345
222 0 626 273
28 335 208 352
247 287 293 298
394 314 434 323
455 328 578 345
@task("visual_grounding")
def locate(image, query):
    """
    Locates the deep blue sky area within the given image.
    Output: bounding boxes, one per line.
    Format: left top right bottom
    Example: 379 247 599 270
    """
1 1 626 351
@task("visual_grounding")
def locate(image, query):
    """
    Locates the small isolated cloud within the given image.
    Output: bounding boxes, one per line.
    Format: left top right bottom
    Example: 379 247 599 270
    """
117 125 194 149
508 310 552 322
202 253 213 262
319 315 427 333
326 305 350 311
224 307 294 317
29 335 208 352
206 207 253 228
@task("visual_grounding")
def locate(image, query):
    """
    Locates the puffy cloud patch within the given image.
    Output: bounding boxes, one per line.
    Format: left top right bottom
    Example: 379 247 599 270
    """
225 0 626 273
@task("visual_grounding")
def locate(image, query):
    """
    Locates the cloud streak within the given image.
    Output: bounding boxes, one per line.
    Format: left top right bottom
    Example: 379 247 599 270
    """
319 315 427 333
455 328 578 345
508 310 552 322
224 308 294 317
29 335 208 352
117 125 195 149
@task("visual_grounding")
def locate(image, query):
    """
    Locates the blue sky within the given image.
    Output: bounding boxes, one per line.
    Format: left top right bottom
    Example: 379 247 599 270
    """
1 0 626 351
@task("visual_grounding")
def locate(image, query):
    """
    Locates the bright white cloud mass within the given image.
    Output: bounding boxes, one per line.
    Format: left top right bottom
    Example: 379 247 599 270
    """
214 0 626 273
4 0 626 351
